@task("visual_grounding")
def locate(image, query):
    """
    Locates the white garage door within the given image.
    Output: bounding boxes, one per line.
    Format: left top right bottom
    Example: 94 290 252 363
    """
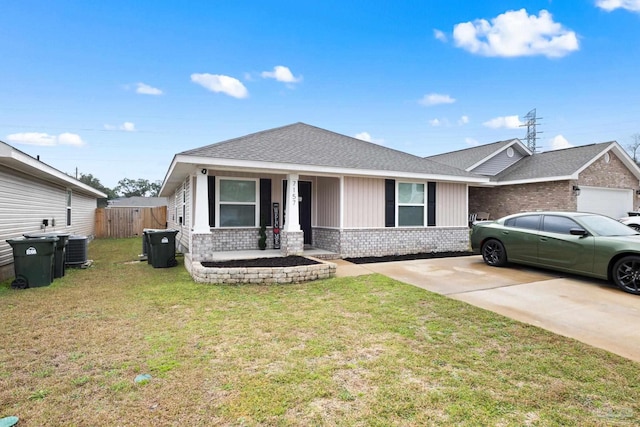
577 186 633 218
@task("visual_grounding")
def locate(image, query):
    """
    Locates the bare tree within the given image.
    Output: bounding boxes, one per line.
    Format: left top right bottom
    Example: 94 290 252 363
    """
627 133 640 164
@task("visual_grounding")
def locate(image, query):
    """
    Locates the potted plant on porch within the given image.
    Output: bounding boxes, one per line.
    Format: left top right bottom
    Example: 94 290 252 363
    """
258 220 267 250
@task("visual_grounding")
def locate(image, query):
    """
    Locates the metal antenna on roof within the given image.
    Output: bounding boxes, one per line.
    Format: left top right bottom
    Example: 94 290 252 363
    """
520 108 542 152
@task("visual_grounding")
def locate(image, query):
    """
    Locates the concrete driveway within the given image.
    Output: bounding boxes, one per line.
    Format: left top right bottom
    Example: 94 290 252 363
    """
334 255 640 363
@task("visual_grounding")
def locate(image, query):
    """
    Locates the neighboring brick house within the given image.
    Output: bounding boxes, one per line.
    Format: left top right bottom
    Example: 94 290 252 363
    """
428 139 640 220
159 122 488 273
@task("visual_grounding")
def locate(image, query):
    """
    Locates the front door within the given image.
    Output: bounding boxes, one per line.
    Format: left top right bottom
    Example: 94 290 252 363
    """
283 180 312 245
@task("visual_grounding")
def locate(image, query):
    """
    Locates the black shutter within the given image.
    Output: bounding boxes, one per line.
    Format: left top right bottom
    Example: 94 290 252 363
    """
208 176 215 227
385 179 395 227
427 182 436 226
260 178 272 226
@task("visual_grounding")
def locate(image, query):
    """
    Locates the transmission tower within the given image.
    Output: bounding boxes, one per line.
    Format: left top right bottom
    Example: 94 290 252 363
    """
520 108 542 152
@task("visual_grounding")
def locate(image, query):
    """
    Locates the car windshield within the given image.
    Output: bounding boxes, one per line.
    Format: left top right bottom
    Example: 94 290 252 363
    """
579 215 639 236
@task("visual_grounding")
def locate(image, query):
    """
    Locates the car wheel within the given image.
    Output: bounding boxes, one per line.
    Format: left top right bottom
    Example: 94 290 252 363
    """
481 239 507 267
613 256 640 295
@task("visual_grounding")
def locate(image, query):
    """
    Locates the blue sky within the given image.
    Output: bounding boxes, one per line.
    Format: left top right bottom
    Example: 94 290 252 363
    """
1 0 639 188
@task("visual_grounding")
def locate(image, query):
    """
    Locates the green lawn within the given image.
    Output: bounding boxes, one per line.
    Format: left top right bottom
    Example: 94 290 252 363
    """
1 238 639 426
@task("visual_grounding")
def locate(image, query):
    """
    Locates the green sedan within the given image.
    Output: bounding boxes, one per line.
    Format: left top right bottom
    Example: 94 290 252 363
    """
470 211 640 295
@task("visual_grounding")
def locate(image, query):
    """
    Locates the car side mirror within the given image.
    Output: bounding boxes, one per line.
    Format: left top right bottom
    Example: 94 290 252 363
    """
569 228 588 237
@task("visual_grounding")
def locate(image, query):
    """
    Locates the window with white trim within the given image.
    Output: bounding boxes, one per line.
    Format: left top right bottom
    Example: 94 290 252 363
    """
397 182 425 226
217 178 258 227
182 182 187 226
66 189 72 226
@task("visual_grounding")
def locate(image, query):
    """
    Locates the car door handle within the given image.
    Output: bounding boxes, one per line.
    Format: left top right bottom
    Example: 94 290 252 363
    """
539 237 548 242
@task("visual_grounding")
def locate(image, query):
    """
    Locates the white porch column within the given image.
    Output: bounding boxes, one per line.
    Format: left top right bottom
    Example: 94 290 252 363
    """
192 169 211 234
284 173 301 232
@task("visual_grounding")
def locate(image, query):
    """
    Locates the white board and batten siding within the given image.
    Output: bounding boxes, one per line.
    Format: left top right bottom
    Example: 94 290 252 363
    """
316 176 340 227
343 177 385 228
435 182 467 227
343 177 468 228
0 166 99 268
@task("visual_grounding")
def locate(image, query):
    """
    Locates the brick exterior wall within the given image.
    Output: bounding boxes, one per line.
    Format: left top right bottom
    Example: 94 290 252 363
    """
470 152 640 219
191 226 469 262
470 181 574 220
338 227 470 257
191 228 274 262
579 152 639 210
281 230 304 256
312 228 341 253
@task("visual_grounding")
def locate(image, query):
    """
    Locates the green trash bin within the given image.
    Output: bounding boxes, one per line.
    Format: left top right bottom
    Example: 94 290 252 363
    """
6 236 58 288
147 229 179 268
143 229 165 265
24 232 70 278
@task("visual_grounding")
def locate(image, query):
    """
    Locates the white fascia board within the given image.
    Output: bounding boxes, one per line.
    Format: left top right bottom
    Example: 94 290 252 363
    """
480 175 577 186
159 154 179 196
169 154 490 184
466 139 530 172
1 143 107 198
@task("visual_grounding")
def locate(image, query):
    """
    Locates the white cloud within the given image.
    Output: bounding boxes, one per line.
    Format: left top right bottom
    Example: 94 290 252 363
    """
433 29 447 42
121 122 135 132
104 122 136 132
465 137 480 146
354 131 384 145
596 0 640 11
354 132 371 142
429 118 442 127
453 9 579 58
261 66 302 83
58 133 85 146
483 115 523 129
191 73 249 99
136 82 163 95
419 93 456 106
549 134 573 150
458 115 470 125
7 132 85 147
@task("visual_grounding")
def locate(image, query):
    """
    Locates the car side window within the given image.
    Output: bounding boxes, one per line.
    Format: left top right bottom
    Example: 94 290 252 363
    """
542 216 580 234
505 215 541 230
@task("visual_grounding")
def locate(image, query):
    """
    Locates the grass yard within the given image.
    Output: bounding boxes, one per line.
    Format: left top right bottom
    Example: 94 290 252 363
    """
1 238 639 426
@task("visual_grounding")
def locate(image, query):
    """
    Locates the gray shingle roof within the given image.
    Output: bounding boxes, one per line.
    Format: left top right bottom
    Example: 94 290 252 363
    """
180 122 476 178
494 142 614 181
426 139 519 170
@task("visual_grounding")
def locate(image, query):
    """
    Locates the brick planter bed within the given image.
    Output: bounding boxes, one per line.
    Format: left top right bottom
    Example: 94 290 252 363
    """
190 256 337 285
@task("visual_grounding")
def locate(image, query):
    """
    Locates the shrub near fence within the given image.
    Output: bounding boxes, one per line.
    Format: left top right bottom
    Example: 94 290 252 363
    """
95 207 167 238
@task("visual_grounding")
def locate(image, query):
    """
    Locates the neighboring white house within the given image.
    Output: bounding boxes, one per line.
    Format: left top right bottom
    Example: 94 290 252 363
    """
0 140 108 282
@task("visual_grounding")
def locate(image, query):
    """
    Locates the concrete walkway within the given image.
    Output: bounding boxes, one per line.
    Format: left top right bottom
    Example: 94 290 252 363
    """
334 256 640 363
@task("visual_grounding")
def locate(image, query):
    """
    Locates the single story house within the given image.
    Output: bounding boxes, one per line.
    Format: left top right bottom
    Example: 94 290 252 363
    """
0 140 108 281
159 122 489 269
428 139 640 220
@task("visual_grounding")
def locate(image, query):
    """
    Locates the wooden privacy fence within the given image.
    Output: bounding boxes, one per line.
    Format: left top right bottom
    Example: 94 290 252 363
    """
95 207 167 238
